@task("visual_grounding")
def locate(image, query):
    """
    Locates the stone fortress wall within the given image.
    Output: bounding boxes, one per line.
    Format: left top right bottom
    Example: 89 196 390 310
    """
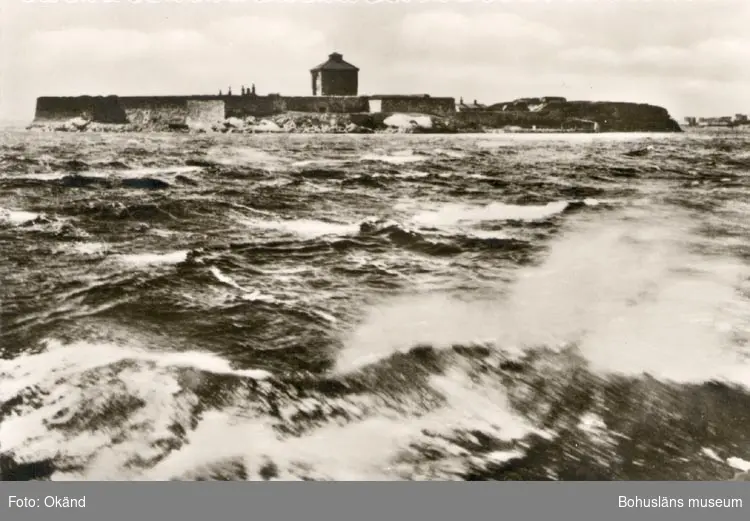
34 94 447 125
33 95 681 133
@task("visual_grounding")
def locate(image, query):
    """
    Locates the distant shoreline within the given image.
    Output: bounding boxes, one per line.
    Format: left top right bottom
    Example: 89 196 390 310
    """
26 108 683 135
29 95 684 134
25 123 607 136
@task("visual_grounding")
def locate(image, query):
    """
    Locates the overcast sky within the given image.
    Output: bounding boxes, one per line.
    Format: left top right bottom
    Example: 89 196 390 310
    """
1 0 748 122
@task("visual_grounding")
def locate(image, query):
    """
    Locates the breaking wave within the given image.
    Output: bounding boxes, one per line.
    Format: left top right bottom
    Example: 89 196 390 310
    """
3 129 750 481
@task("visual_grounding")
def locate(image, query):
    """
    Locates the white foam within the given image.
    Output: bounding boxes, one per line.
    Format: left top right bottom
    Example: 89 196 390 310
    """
701 447 722 462
335 295 510 373
237 217 359 239
362 150 427 165
147 367 536 481
485 450 524 464
578 413 608 436
0 339 271 402
410 201 569 227
6 172 66 181
210 266 275 303
468 229 511 240
121 166 202 178
727 457 750 472
335 205 750 385
240 291 276 303
70 242 109 256
0 207 39 225
115 250 188 267
312 309 338 323
0 339 272 478
5 166 200 183
210 266 244 290
205 146 282 166
1 337 537 480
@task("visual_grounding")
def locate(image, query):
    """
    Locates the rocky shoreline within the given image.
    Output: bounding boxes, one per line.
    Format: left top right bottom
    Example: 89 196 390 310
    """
29 112 463 135
28 106 682 135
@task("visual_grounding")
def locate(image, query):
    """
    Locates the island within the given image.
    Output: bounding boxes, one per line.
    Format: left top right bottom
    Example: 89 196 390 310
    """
28 52 682 134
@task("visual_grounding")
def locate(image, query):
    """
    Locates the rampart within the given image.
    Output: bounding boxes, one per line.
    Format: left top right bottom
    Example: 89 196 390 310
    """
280 96 369 114
35 96 127 123
36 94 390 122
222 95 370 117
370 96 455 117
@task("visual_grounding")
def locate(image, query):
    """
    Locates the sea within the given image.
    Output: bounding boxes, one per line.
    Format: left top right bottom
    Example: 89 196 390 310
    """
1 128 750 481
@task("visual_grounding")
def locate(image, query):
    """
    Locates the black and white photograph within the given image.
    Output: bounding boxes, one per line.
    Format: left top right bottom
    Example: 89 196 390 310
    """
1 0 750 484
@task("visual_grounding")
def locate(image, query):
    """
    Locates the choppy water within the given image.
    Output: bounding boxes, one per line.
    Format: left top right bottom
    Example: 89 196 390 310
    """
2 129 750 481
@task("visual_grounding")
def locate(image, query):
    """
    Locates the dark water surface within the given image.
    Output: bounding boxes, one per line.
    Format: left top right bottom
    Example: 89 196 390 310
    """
2 129 750 480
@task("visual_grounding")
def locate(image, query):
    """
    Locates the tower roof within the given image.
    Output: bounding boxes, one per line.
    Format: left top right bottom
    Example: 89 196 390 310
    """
311 52 359 72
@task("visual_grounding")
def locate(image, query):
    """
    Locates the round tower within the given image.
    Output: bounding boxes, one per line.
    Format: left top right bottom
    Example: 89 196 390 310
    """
310 52 359 96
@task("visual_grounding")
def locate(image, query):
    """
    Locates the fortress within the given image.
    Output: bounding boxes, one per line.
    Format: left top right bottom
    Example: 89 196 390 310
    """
33 52 682 133
34 52 456 127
